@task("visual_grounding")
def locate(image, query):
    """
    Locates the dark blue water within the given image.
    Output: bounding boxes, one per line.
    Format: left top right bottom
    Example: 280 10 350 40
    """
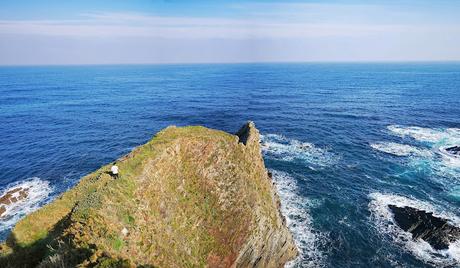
1 63 460 267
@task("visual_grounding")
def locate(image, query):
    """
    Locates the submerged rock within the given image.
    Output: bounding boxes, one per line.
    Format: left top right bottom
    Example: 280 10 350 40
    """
389 205 460 250
446 146 460 156
0 122 297 267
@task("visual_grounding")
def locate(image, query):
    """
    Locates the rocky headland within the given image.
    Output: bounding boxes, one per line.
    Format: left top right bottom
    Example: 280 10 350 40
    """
0 122 297 267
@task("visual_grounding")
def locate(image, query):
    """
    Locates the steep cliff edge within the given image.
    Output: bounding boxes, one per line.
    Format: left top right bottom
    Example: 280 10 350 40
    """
0 122 297 267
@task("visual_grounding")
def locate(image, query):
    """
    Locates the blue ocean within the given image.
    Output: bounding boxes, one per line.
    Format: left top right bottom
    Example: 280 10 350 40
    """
1 63 460 267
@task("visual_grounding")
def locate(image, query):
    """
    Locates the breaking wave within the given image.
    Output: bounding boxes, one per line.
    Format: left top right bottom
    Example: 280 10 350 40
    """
387 125 460 145
369 192 460 267
0 178 53 232
438 147 460 169
370 142 433 157
376 125 460 178
271 170 326 267
261 134 338 168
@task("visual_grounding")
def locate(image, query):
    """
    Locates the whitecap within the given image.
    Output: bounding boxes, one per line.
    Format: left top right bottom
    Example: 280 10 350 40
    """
0 178 53 232
387 125 460 145
370 142 433 157
438 147 460 169
369 192 460 266
260 134 337 167
271 170 326 267
383 125 460 177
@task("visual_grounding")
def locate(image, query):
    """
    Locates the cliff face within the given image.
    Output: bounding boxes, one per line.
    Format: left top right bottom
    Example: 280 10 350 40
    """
0 122 297 267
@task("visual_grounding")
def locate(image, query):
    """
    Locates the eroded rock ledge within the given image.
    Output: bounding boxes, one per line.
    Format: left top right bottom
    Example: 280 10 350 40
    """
389 205 460 250
0 122 297 267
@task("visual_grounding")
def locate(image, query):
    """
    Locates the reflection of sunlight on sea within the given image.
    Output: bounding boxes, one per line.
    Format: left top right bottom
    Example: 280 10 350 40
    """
369 193 460 267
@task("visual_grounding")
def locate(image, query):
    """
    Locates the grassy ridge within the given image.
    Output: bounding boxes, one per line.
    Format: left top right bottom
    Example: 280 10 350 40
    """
0 124 294 267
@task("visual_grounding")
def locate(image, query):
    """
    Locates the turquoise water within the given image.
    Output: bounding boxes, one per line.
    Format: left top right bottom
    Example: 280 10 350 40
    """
1 63 460 267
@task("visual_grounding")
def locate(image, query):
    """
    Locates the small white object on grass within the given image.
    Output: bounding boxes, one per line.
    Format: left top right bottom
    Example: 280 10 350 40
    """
111 165 119 175
121 227 129 236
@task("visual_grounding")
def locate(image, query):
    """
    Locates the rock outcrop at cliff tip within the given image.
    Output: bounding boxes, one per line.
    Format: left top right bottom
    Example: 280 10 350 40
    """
389 205 460 250
0 122 297 267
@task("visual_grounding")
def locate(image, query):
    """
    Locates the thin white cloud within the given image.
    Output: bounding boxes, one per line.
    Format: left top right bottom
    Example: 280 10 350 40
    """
1 2 459 64
229 2 417 24
1 1 459 40
0 11 436 39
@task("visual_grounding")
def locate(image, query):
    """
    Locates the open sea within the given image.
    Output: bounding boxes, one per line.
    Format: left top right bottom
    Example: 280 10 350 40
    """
1 63 460 267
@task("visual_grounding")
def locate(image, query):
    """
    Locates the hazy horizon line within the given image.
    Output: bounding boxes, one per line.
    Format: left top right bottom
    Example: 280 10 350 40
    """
2 60 460 67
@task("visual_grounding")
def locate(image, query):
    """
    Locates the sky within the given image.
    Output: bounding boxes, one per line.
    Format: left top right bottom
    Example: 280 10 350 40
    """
0 0 460 65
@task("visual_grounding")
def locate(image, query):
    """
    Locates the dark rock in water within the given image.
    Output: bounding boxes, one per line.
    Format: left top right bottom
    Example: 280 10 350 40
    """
389 205 460 250
0 187 29 217
446 146 460 156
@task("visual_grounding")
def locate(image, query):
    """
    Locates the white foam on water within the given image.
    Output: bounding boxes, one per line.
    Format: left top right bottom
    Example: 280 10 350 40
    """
0 177 53 232
402 151 460 180
370 142 433 157
448 187 460 202
271 170 326 267
387 125 460 145
369 193 460 267
438 147 460 169
380 125 460 178
261 134 338 167
430 158 460 182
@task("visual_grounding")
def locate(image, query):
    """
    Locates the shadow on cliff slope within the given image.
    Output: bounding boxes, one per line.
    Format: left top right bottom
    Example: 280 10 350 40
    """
0 214 94 267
